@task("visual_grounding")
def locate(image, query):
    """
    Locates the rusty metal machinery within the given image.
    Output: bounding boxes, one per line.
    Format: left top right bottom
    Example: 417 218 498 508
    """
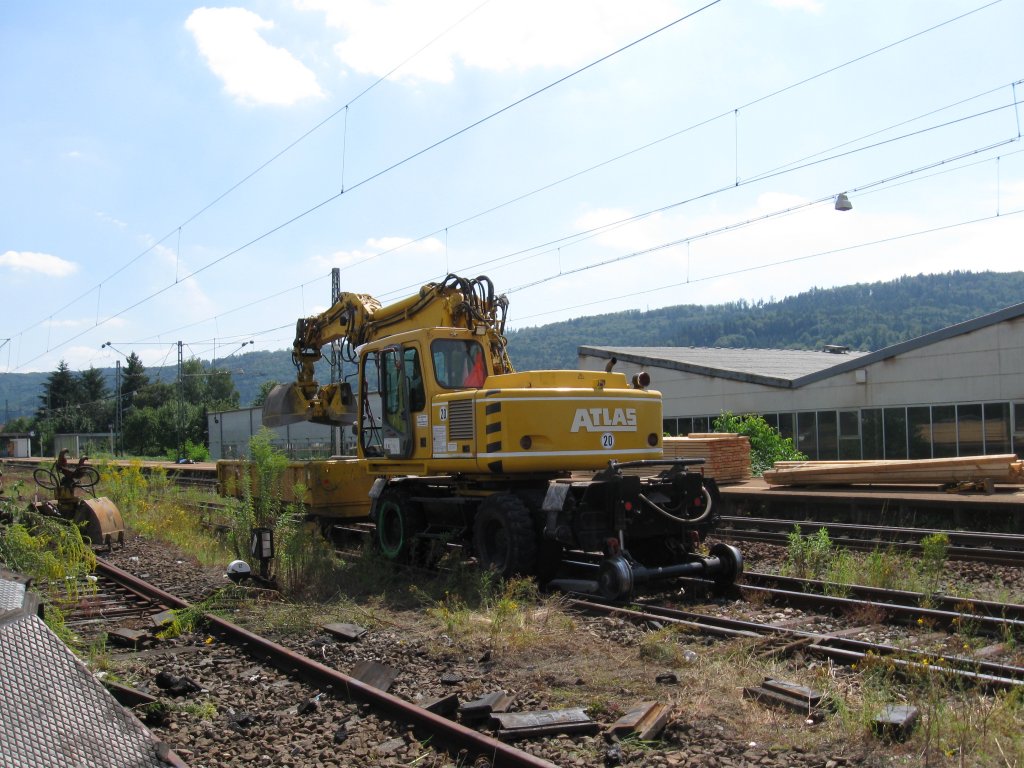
29 453 126 549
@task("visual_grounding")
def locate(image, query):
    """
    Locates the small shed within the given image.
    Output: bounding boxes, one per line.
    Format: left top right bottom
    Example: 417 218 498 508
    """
0 433 33 458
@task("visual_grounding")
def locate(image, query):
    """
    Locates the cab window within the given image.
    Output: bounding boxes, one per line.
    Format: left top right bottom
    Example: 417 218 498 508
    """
431 339 486 389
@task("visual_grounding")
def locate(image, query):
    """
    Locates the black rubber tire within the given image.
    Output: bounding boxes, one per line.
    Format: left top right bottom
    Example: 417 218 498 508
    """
375 488 425 562
473 494 538 579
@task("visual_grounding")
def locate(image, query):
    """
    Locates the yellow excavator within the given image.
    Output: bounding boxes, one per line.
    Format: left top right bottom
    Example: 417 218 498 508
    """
230 274 741 598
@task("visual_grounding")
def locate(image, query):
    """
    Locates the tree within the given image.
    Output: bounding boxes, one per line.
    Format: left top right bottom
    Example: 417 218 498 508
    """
37 360 78 417
121 352 149 407
77 366 112 433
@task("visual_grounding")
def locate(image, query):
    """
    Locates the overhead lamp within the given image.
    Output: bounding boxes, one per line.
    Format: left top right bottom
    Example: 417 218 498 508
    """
834 193 853 212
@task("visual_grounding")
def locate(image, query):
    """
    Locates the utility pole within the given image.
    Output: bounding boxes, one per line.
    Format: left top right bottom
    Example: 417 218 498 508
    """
114 359 122 456
177 340 184 460
330 267 341 456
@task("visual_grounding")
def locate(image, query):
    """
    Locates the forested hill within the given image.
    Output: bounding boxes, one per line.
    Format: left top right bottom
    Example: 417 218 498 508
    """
504 271 1024 372
3 271 1023 421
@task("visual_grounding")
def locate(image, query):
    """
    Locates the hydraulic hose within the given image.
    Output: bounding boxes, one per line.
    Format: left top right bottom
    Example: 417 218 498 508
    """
637 486 714 525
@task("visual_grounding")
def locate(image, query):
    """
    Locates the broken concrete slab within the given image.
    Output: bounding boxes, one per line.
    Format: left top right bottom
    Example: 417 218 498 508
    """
323 622 368 642
108 627 148 649
350 660 397 692
459 690 514 721
421 693 460 717
872 704 919 742
606 701 671 741
493 708 599 741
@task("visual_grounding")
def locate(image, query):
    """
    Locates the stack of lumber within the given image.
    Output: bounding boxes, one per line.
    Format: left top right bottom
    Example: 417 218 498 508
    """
662 434 752 483
762 455 1024 487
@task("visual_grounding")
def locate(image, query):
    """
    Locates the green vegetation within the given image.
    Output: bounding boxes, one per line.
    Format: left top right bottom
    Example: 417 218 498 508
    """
0 494 97 643
713 411 805 475
781 525 954 597
505 270 1024 371
1 352 241 458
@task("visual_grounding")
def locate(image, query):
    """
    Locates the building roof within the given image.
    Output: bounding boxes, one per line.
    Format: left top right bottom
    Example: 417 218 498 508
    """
580 346 869 387
580 300 1024 389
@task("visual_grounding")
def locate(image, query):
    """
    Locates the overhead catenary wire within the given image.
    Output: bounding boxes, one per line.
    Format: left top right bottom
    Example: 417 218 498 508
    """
7 1 1016 372
514 207 1024 323
100 133 1024 368
9 2 724 371
6 0 496 346
321 5 1013 285
384 101 1024 302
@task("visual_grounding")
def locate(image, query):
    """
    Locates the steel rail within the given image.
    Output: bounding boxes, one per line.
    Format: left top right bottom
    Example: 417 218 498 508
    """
737 570 1024 623
567 597 1024 691
720 526 1024 565
721 515 1024 549
95 559 557 768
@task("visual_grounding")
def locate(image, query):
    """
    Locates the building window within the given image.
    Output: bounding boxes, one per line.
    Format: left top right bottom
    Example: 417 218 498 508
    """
1014 403 1024 457
907 406 932 459
838 410 861 460
777 413 795 442
817 411 838 460
796 412 818 459
662 418 678 436
984 402 1011 454
932 405 957 458
883 407 908 459
862 409 883 459
957 404 983 455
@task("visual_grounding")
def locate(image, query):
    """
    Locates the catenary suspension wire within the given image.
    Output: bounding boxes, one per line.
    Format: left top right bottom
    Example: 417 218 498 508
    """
507 137 1021 293
111 137 1024 364
10 1 1011 369
514 208 1024 323
8 0 495 344
397 106 1023 299
324 5 1011 285
11 2 723 370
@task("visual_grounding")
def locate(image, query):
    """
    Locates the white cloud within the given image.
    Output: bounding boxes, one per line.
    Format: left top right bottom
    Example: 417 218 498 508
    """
186 7 324 106
309 235 445 270
296 0 681 83
0 250 78 277
95 212 128 229
764 0 823 13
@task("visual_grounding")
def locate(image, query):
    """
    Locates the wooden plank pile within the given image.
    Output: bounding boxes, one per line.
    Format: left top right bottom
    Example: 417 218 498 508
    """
663 434 752 483
762 454 1024 487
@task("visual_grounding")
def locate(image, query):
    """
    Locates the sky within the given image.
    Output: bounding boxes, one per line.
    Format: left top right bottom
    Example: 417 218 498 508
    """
2 0 1023 374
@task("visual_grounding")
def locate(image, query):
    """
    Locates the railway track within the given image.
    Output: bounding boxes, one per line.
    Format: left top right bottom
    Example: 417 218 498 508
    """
568 595 1024 691
78 558 558 767
720 514 1024 565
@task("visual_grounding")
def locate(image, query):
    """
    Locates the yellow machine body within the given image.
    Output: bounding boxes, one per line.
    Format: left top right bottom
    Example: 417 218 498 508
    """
227 274 740 596
217 457 375 520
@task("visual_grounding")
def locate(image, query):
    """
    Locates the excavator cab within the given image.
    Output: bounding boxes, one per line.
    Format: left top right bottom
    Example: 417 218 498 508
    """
361 344 425 459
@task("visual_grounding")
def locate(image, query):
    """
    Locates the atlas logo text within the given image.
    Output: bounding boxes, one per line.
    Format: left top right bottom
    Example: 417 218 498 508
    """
570 407 637 432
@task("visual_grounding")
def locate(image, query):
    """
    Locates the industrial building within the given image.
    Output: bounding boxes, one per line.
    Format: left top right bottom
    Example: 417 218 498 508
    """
578 302 1024 461
206 406 348 461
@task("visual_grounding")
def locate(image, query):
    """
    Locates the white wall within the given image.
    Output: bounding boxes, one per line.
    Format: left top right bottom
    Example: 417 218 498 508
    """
578 316 1024 419
207 407 346 460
